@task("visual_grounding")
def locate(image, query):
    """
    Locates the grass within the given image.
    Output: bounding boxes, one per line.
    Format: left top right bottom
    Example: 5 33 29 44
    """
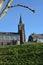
0 43 43 65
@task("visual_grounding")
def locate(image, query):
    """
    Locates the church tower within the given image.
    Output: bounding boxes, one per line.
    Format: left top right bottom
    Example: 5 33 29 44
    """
18 16 25 44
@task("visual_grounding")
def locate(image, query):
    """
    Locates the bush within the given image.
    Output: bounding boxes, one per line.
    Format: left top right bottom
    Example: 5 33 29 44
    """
0 43 43 65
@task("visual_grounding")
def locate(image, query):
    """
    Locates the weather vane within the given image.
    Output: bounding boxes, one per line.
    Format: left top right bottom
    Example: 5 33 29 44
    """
0 0 35 19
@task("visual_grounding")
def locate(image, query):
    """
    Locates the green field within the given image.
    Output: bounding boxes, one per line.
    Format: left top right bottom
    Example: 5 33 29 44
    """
0 43 43 65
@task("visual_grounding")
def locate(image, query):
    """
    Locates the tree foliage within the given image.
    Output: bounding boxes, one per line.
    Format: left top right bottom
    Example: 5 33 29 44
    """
0 43 43 65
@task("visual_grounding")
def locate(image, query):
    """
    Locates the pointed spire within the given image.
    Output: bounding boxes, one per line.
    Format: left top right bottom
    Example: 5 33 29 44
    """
19 15 23 24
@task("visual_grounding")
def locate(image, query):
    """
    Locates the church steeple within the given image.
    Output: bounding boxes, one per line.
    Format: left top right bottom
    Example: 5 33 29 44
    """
18 16 25 44
19 16 23 24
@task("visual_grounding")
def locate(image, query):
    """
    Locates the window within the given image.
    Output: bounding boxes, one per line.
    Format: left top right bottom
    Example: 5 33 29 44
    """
0 35 3 40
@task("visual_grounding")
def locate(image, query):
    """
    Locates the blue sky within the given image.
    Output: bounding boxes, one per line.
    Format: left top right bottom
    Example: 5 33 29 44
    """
0 0 43 41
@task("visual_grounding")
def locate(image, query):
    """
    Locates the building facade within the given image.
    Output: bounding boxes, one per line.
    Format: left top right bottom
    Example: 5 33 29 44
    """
0 32 20 46
28 33 43 43
0 16 25 46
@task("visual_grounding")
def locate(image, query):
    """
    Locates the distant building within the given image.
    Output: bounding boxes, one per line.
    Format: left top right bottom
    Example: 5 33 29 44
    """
28 33 43 43
0 16 25 46
18 16 25 44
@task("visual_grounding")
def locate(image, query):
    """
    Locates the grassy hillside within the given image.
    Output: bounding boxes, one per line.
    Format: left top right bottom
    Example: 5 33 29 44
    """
0 43 43 65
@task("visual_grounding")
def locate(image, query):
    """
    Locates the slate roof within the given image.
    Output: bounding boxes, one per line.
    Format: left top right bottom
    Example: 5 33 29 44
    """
31 33 43 39
0 32 20 36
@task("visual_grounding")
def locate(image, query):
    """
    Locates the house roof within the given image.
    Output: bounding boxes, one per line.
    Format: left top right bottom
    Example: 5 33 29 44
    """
30 33 43 39
0 32 20 36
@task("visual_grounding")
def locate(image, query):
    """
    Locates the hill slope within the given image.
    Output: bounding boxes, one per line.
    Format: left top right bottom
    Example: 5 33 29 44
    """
0 43 43 65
